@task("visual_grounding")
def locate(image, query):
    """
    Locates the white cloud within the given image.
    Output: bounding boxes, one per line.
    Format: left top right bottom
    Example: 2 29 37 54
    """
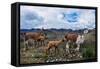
20 6 96 30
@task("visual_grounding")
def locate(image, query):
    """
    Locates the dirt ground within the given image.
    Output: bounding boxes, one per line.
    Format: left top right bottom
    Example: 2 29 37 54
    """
20 30 96 64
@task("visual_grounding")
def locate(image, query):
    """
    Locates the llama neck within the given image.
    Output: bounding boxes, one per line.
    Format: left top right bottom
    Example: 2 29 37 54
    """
58 40 63 44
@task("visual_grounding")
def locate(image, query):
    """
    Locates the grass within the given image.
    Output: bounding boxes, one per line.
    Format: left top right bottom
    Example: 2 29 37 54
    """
20 31 96 64
81 42 95 59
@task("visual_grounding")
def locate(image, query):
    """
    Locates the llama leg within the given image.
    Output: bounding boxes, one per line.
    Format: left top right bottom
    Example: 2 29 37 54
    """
56 47 59 57
25 41 28 50
76 44 80 52
55 47 58 56
35 41 37 47
55 47 56 56
46 50 49 55
42 40 44 46
34 41 36 47
43 40 44 46
23 37 26 51
23 41 26 51
42 41 44 46
38 41 42 46
66 42 69 54
37 41 39 47
40 41 42 46
37 41 38 46
38 41 40 46
41 41 43 46
39 41 41 46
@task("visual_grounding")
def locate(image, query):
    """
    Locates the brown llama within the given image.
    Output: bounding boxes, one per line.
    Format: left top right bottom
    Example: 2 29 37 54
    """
24 32 47 50
45 39 65 55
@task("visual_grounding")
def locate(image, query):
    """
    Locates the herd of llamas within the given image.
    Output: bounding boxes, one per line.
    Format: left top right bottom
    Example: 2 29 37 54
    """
20 29 95 64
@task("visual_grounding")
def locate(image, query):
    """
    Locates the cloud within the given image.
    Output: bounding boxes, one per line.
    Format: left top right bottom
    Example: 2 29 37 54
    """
20 6 44 29
20 6 96 30
62 11 80 22
59 9 95 30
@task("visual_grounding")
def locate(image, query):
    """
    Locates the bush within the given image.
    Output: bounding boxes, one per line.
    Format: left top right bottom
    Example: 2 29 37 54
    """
82 46 95 59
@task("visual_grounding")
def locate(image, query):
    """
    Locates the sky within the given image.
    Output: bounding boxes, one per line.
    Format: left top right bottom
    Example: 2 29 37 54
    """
20 6 96 30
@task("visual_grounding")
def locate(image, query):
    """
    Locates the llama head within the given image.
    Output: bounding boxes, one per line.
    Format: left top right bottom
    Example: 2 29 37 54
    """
62 39 65 42
84 29 88 34
63 37 67 41
76 35 84 44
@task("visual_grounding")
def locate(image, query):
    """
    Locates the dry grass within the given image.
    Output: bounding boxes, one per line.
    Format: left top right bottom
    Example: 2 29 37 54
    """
20 30 96 64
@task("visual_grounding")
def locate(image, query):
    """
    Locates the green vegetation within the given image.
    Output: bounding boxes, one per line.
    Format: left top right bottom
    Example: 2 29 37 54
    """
81 42 95 59
20 30 96 64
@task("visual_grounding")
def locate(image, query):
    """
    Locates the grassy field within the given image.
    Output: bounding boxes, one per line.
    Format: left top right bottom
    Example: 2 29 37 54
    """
20 30 96 64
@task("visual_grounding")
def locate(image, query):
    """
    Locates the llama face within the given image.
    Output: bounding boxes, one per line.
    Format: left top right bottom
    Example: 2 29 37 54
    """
76 35 84 44
84 29 88 34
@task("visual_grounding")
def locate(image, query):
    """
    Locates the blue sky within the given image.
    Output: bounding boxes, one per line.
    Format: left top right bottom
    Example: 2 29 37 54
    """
20 6 95 30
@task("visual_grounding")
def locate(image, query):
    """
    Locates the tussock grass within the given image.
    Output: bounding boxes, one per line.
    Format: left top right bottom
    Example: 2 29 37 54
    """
20 31 96 64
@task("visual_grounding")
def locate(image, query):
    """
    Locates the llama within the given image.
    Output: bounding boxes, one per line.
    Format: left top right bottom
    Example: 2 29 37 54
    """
65 34 85 53
75 29 88 51
23 32 47 50
64 33 78 53
64 29 88 53
45 39 65 55
25 32 47 46
64 34 85 59
25 39 34 50
75 35 85 51
36 35 48 46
